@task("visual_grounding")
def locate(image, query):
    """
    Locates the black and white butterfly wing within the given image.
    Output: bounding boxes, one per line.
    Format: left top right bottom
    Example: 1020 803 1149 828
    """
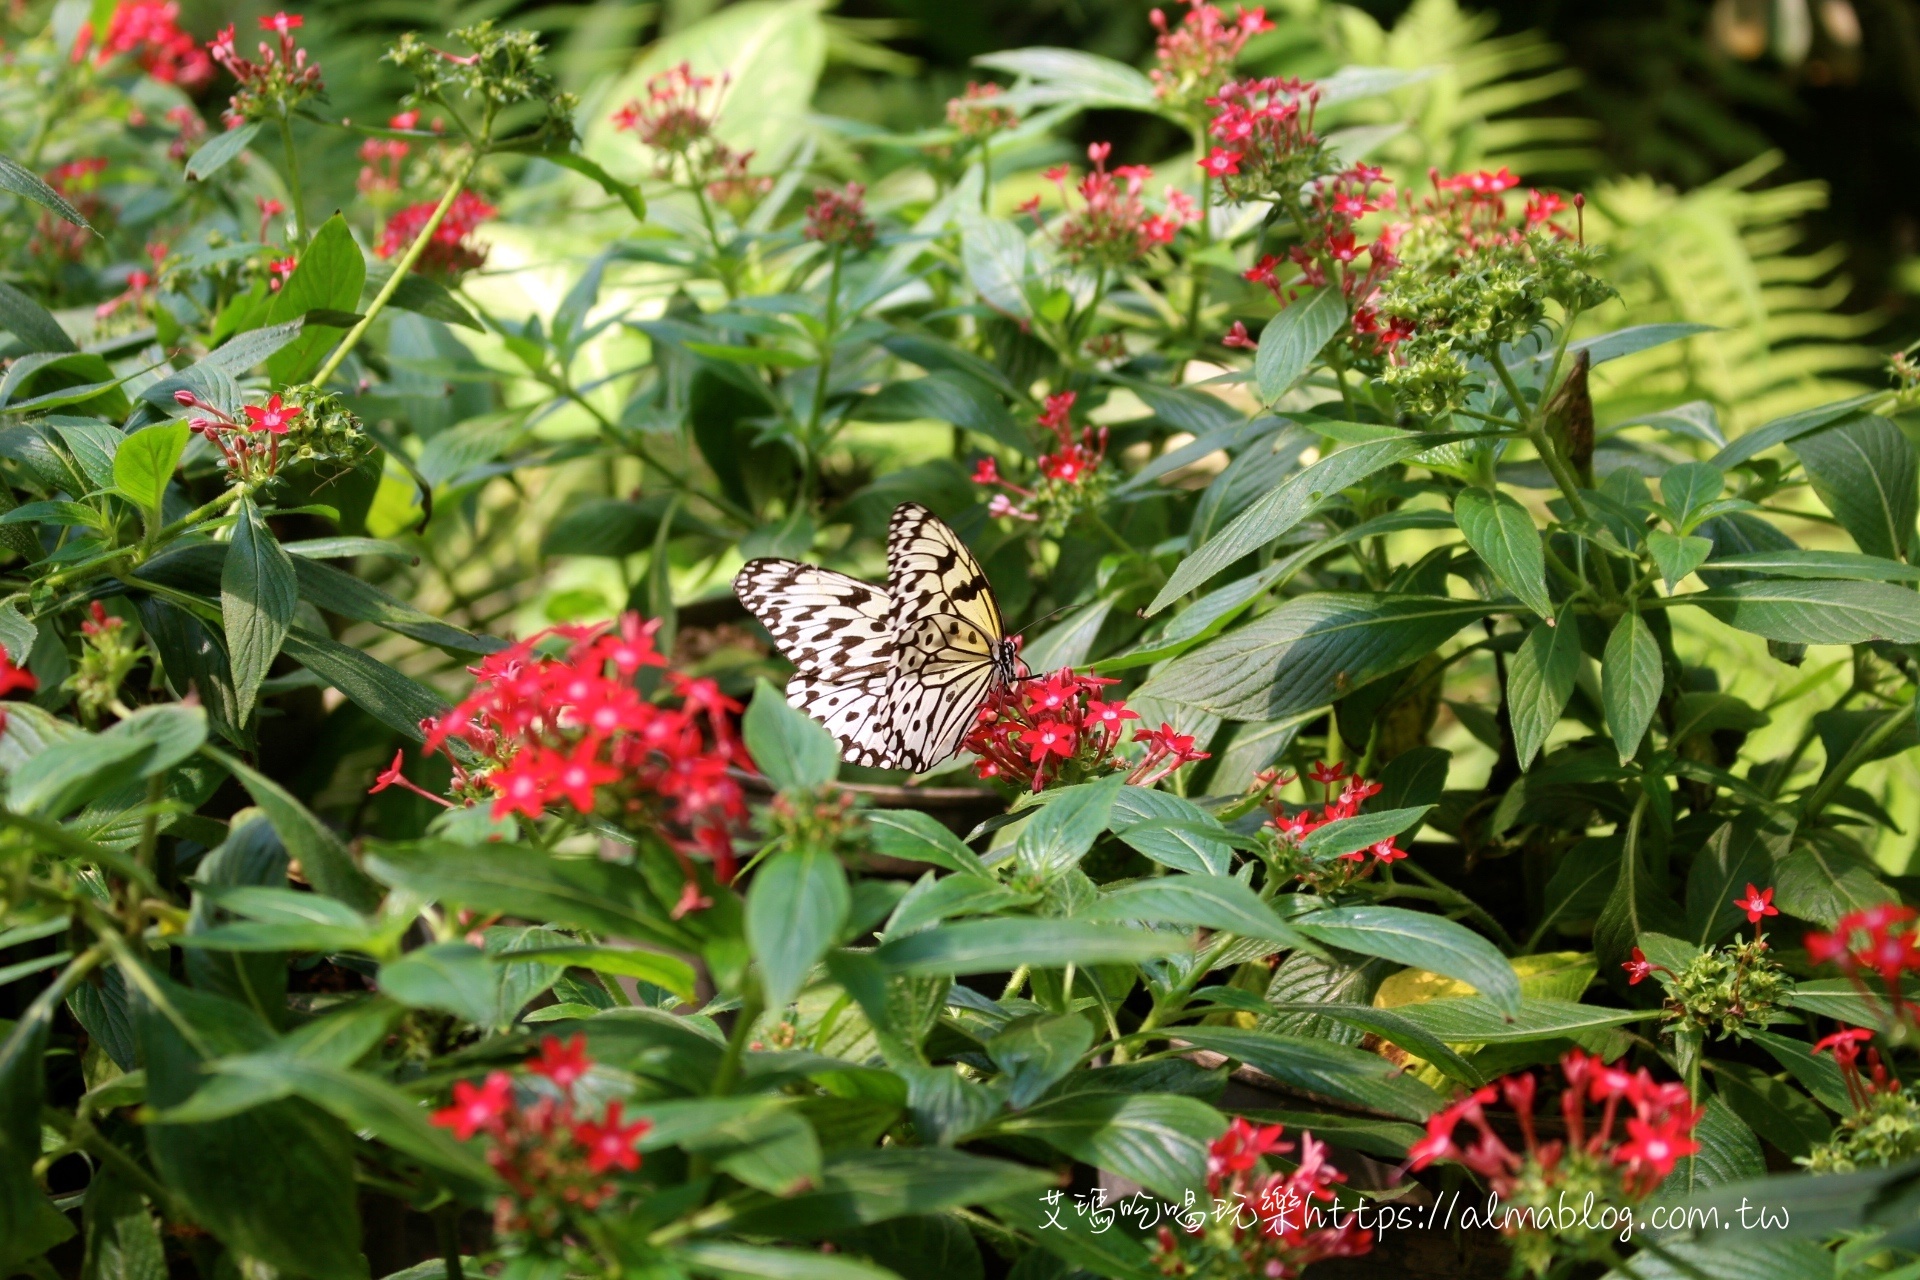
732 559 898 764
877 504 1011 772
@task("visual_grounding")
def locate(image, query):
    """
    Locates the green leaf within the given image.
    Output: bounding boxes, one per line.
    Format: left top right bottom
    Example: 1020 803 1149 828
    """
1686 579 1920 644
203 746 382 912
674 1241 900 1280
1178 1027 1441 1119
0 152 91 229
970 48 1157 108
1700 548 1920 582
956 211 1029 318
1108 788 1233 875
222 496 296 723
887 874 1037 936
1684 821 1775 947
1149 433 1459 611
1601 1236 1834 1280
1750 1029 1853 1114
112 421 187 515
726 1148 1054 1239
1261 1003 1482 1084
858 372 1025 454
0 957 80 1269
183 121 262 181
1711 398 1880 470
874 919 1184 975
264 214 366 384
361 262 481 331
377 943 498 1026
0 281 76 353
1660 461 1726 529
364 839 696 954
1773 833 1897 927
81 1168 166 1280
290 556 500 654
281 628 449 739
1294 905 1520 1014
1508 606 1580 770
1454 486 1552 617
1648 530 1714 589
1790 413 1918 562
1713 1061 1830 1159
1593 804 1685 969
1383 996 1651 1042
991 1093 1222 1201
11 704 205 818
1138 594 1489 720
1661 1095 1763 1197
1299 806 1432 859
1014 775 1126 879
744 678 840 791
986 1014 1094 1109
1079 874 1315 950
863 810 988 876
1253 287 1346 404
749 847 850 1010
1601 612 1661 764
542 151 646 221
504 945 698 1004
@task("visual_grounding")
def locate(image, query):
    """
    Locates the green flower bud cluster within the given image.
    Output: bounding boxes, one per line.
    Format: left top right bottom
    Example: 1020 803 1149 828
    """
1800 1087 1920 1174
388 22 576 143
1661 939 1791 1040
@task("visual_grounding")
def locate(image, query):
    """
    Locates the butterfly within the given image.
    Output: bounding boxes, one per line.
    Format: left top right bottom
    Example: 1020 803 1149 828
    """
733 503 1024 772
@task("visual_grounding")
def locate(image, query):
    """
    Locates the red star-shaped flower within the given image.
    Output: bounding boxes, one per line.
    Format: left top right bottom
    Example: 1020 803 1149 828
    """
431 1071 512 1141
572 1101 650 1173
242 393 301 434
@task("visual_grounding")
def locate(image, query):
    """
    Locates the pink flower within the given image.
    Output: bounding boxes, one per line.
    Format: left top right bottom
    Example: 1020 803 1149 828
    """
241 393 301 434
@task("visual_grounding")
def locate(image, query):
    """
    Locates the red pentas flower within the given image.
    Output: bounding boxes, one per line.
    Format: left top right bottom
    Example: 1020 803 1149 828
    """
87 1 214 89
242 392 301 434
1812 1026 1891 1110
1154 1115 1370 1277
410 612 749 881
206 11 322 127
612 61 766 203
1805 904 1920 1019
177 389 306 482
376 189 497 278
1409 1049 1702 1214
1030 142 1199 270
1149 2 1273 115
802 182 875 252
1252 760 1401 891
962 666 1201 792
946 81 1018 139
431 1037 652 1240
974 391 1113 526
0 652 38 738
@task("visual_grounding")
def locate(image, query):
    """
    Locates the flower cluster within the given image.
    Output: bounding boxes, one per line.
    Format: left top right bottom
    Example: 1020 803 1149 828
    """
1805 904 1920 1022
962 666 1206 792
432 1035 651 1240
176 385 371 484
0 654 38 737
208 13 324 128
1248 761 1403 892
1798 1026 1920 1172
1149 2 1272 118
376 190 496 277
1026 143 1198 271
85 1 213 89
612 61 757 194
946 81 1019 140
973 391 1111 532
802 183 875 252
387 23 575 140
63 603 144 725
1199 77 1330 203
413 613 749 882
357 111 421 199
1623 885 1790 1040
1151 1118 1370 1278
1370 170 1610 415
1409 1051 1702 1276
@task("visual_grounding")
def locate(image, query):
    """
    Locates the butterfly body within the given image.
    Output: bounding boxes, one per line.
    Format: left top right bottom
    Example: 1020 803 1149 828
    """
734 503 1021 772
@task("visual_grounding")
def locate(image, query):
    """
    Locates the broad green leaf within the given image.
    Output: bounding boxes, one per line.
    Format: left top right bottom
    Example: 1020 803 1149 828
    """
1508 606 1580 769
1684 821 1774 947
1592 807 1686 969
365 840 698 953
1701 548 1920 582
1178 1027 1441 1119
1711 397 1880 469
674 1241 900 1280
744 678 840 791
504 945 698 1003
886 874 1037 937
0 152 91 228
1382 996 1651 1042
0 953 82 1268
377 943 498 1026
992 1093 1222 1201
1079 874 1314 950
1564 322 1715 366
1138 594 1489 720
1750 1029 1853 1113
1294 905 1519 1014
748 847 850 1010
1261 1003 1481 1084
957 212 1028 317
1790 413 1918 562
0 281 75 353
222 496 296 723
1659 461 1725 529
986 1014 1094 1109
727 1148 1054 1238
1781 977 1914 1026
80 1168 166 1280
1454 486 1552 617
858 372 1026 454
1601 1236 1834 1280
1299 806 1432 859
1713 1060 1830 1159
203 746 381 911
1109 786 1233 874
874 919 1184 975
1253 287 1346 404
971 48 1157 108
264 214 366 383
159 1000 399 1122
281 628 449 739
1601 612 1661 764
183 121 262 181
1660 1095 1764 1196
11 704 205 818
1772 834 1896 927
112 421 186 515
1014 775 1125 879
290 556 500 654
1648 529 1713 589
863 810 988 876
1149 433 1460 611
1687 578 1920 644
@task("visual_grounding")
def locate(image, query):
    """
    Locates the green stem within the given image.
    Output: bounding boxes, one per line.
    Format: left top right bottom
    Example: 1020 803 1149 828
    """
799 247 844 509
710 990 764 1097
313 149 481 386
276 113 310 248
433 1204 464 1280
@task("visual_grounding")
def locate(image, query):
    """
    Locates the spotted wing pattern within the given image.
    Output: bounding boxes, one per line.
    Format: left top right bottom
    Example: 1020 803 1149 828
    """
732 559 897 763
